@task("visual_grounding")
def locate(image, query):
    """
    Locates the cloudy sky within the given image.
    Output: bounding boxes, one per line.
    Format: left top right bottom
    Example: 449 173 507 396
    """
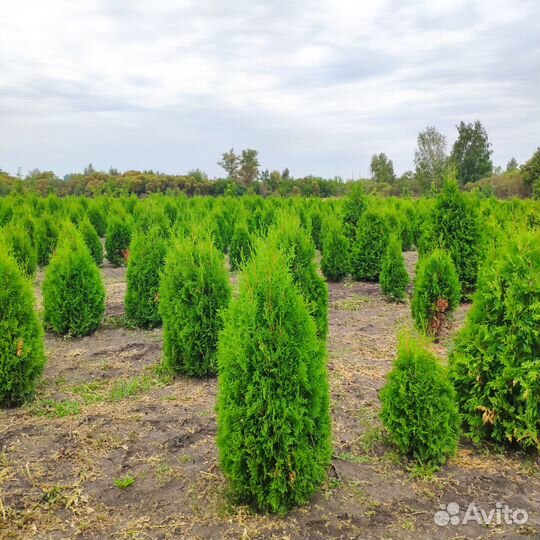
1 0 539 179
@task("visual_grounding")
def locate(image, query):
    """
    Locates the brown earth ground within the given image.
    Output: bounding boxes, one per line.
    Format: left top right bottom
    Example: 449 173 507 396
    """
1 252 539 540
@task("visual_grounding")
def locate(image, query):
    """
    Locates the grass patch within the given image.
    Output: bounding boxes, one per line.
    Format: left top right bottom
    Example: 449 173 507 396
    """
331 294 370 311
114 476 135 489
27 399 81 418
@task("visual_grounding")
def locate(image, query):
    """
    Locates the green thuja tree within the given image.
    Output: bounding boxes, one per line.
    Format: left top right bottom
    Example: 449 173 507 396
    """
380 334 460 468
320 216 349 282
229 221 252 271
1 223 37 277
0 248 46 406
35 214 59 267
350 209 389 281
79 218 103 266
310 208 323 251
160 234 231 377
411 249 461 337
125 227 168 328
449 231 540 451
105 215 132 266
87 203 107 237
268 214 328 341
419 179 483 297
380 234 409 302
43 225 105 337
342 183 368 240
217 242 332 513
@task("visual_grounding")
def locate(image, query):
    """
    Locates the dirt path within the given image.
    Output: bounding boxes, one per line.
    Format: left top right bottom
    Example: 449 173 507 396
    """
1 254 539 539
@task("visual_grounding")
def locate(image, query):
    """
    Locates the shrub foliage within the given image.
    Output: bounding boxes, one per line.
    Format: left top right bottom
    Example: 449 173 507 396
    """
0 249 46 406
411 249 461 336
217 243 332 513
105 215 132 267
160 234 230 377
125 227 168 328
449 231 540 451
321 216 349 282
43 227 105 336
380 334 460 467
380 234 409 302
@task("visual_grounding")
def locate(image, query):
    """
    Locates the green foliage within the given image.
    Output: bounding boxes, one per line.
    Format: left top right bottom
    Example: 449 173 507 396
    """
0 249 45 406
450 120 493 184
342 183 367 240
43 226 105 336
35 214 59 267
160 234 230 377
79 218 103 266
267 215 328 341
449 231 540 451
380 334 460 467
309 209 323 251
521 147 540 190
370 152 396 184
380 234 409 302
350 209 389 281
320 216 349 282
125 227 168 328
411 249 461 337
114 476 135 489
419 180 483 296
229 221 252 271
217 243 332 513
87 204 107 237
1 223 37 277
105 215 132 267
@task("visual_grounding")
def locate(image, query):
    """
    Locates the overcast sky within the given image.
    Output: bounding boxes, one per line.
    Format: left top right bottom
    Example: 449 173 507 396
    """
1 0 539 179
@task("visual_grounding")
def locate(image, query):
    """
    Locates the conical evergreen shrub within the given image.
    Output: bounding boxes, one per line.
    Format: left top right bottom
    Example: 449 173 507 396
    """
350 209 389 281
160 234 230 377
411 249 461 337
87 204 107 237
229 221 252 271
419 179 483 297
125 227 168 328
1 223 37 277
35 214 59 267
449 231 540 451
0 248 46 406
217 242 332 513
105 215 132 266
43 225 105 336
380 334 460 467
320 216 349 282
268 215 328 341
380 234 409 302
79 218 103 266
342 183 368 240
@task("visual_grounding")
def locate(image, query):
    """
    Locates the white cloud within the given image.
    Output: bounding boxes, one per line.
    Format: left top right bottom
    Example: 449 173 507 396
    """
0 0 538 177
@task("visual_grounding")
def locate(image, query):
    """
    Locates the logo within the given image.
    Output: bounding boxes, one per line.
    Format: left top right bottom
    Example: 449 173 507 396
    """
434 502 529 527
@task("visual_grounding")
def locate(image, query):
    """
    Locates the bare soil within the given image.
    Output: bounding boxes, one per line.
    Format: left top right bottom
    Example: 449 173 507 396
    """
1 253 539 539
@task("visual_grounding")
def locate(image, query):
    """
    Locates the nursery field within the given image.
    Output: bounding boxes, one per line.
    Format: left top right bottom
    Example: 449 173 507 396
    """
1 187 539 539
0 256 537 539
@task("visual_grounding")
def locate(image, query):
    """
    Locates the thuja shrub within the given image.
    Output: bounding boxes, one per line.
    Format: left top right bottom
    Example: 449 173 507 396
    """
380 234 409 302
310 208 323 251
268 215 328 341
160 234 231 377
419 179 483 297
411 249 461 337
1 223 37 277
87 204 107 237
320 216 349 282
342 183 368 240
0 248 46 406
79 218 103 266
449 231 540 451
217 243 332 513
350 209 390 281
380 334 460 468
105 215 132 266
43 226 105 337
125 227 168 328
229 221 252 271
35 214 59 267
